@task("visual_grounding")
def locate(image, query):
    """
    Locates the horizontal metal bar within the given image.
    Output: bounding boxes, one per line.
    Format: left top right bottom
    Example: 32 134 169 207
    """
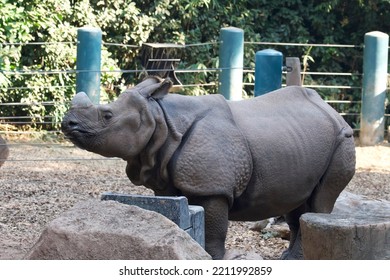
339 113 360 116
1 66 253 75
304 72 362 76
0 101 61 106
3 143 72 147
3 68 368 77
0 130 61 134
243 83 362 90
302 85 361 89
0 85 73 90
102 42 138 48
0 121 59 125
175 69 219 73
0 116 55 119
0 40 368 49
179 83 216 87
0 41 76 46
245 41 361 48
148 59 181 62
325 100 362 104
184 42 219 47
0 69 77 75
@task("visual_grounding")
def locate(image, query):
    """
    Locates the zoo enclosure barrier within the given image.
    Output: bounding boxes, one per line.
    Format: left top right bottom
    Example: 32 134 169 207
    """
75 27 389 145
0 27 389 150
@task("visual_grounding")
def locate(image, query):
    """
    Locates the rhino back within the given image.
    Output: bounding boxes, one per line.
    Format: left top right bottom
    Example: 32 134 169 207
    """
228 86 350 218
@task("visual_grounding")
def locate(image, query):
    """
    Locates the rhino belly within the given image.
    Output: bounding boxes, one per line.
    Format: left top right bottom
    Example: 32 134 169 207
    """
229 169 322 221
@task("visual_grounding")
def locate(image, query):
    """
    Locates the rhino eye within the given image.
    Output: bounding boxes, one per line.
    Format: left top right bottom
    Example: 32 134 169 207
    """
102 111 113 121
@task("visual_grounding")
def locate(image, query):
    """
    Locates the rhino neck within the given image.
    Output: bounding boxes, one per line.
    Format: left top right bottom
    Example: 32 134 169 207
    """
125 94 219 195
125 97 183 195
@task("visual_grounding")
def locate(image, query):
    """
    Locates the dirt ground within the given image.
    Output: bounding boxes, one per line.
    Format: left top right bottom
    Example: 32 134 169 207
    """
0 139 389 260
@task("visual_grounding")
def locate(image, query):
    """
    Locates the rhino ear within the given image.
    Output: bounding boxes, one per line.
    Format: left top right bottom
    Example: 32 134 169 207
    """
137 77 173 100
150 78 173 99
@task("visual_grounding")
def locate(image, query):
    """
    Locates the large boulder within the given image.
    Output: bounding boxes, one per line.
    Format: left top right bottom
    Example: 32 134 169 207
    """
25 199 211 260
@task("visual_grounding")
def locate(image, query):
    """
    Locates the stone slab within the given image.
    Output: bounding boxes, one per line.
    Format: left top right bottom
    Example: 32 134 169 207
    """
101 192 205 248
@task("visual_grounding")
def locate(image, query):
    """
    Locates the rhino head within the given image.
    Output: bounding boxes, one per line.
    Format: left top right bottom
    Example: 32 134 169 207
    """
61 76 172 159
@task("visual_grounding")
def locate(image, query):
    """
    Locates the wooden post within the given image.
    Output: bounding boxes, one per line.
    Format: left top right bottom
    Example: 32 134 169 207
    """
286 57 301 86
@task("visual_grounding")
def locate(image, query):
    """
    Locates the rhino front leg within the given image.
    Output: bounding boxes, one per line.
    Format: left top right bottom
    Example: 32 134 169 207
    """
190 195 229 260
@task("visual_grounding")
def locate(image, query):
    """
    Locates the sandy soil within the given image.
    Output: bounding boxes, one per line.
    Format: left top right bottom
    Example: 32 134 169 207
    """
0 139 389 260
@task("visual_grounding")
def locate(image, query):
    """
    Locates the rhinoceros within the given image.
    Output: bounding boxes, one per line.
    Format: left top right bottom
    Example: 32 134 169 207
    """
61 76 356 259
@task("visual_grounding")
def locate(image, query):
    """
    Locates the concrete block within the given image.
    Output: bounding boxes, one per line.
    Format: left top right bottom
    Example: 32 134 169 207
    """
101 192 205 248
188 205 205 248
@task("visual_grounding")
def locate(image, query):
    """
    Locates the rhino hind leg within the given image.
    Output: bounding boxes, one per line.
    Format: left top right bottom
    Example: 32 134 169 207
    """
281 204 306 260
281 135 355 260
309 134 355 214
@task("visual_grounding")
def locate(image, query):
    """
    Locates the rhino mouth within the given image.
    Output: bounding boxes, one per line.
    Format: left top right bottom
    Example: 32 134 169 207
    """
62 122 89 137
65 127 90 136
64 127 96 138
64 131 98 152
61 120 98 149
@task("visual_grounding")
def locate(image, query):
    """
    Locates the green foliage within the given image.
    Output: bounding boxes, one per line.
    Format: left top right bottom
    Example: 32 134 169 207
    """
0 0 389 130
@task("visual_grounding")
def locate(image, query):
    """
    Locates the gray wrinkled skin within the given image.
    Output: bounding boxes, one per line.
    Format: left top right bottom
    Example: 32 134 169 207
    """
62 76 356 260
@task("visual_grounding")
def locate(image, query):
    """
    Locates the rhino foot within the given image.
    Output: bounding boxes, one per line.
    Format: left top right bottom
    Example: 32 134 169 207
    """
280 246 303 260
280 229 303 260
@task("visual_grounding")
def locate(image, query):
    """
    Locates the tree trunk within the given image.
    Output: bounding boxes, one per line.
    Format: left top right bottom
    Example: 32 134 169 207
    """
300 191 390 260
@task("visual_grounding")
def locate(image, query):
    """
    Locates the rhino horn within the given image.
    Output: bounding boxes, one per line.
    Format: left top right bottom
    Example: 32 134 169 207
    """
71 92 93 107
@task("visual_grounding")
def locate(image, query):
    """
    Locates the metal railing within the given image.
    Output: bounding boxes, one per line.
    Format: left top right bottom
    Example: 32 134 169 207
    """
1 37 389 146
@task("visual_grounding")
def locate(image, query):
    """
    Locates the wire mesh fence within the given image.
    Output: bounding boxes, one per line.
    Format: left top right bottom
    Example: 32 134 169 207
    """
0 39 389 166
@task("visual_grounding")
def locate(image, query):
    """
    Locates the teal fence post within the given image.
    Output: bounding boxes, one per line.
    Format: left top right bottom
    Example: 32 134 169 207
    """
218 27 244 101
360 31 389 146
76 27 102 105
254 49 283 96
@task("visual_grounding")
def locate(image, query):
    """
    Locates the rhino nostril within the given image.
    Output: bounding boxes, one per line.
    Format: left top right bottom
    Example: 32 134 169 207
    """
68 120 79 127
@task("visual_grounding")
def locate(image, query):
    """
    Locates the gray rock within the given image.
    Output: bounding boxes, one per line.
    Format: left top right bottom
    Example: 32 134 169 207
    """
249 220 270 232
333 190 390 216
262 224 290 240
223 249 263 260
24 199 211 260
